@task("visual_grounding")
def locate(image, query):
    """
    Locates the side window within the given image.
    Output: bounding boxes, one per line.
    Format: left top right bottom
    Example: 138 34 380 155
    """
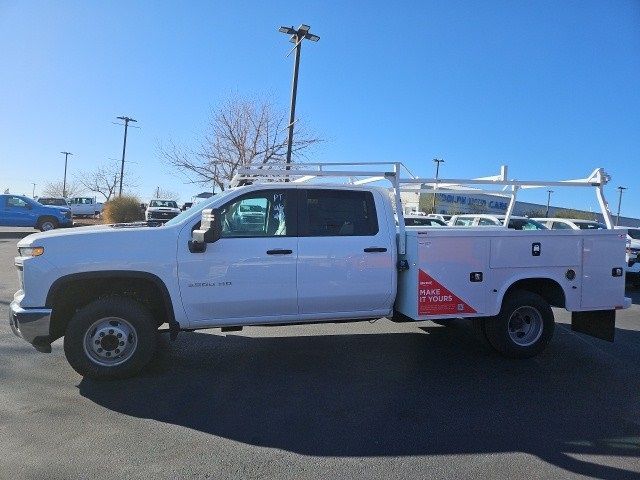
220 190 290 238
551 221 571 230
478 218 496 226
302 189 378 236
7 196 28 208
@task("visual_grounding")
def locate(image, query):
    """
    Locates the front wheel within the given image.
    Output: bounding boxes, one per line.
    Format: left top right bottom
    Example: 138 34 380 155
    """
37 217 58 231
64 297 157 379
483 290 555 358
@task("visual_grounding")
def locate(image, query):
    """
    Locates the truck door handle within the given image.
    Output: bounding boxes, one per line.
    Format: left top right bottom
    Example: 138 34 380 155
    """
266 249 293 255
364 247 387 253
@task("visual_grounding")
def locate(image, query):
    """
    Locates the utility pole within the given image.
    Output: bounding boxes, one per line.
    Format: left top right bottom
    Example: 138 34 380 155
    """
616 186 627 226
60 151 73 197
116 116 137 196
432 158 445 213
546 190 553 218
278 24 320 168
32 183 36 198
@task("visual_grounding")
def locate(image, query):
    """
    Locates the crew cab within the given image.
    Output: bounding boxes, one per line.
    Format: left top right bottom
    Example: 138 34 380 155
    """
9 164 630 379
68 197 103 217
0 194 72 231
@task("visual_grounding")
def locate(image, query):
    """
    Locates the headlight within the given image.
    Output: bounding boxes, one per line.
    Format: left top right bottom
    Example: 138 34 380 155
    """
18 246 44 257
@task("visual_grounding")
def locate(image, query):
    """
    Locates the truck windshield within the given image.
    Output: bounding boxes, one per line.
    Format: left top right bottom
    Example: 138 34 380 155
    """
506 219 547 230
575 222 606 230
38 198 67 206
150 200 178 208
627 229 640 239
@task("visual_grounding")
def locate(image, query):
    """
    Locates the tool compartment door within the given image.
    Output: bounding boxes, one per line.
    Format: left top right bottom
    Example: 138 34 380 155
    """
581 234 627 309
416 235 490 316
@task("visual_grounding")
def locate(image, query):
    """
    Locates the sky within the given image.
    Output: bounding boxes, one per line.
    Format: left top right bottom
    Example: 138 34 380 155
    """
1 0 639 217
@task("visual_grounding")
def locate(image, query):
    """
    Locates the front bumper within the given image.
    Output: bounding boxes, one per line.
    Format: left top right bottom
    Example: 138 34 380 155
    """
9 301 52 353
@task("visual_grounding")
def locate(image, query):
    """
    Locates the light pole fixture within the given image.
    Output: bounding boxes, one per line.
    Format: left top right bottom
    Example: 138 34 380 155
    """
616 186 627 226
32 183 36 198
432 158 445 213
278 24 319 168
60 151 73 197
546 190 553 218
116 116 137 196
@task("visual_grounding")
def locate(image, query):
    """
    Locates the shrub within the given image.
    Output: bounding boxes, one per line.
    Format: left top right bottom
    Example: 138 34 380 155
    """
103 196 144 224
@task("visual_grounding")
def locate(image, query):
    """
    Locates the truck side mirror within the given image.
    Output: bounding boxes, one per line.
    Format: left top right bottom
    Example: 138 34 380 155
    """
189 208 222 253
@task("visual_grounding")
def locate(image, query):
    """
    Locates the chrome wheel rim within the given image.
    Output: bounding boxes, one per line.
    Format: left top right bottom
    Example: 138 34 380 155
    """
508 306 543 347
83 317 138 366
41 222 55 231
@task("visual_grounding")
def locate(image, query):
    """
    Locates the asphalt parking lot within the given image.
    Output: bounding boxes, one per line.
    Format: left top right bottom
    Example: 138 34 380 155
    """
1 237 639 480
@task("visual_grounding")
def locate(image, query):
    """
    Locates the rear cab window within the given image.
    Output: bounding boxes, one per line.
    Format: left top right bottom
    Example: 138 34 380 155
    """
300 189 378 236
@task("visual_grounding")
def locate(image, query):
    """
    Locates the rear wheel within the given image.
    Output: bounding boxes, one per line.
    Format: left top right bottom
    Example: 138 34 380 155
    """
37 217 58 231
64 297 157 379
483 290 554 358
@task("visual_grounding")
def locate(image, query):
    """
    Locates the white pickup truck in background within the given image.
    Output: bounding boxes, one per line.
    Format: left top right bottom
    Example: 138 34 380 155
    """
9 163 630 379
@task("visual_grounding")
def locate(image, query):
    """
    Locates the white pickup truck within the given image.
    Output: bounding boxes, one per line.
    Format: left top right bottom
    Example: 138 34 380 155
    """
9 163 630 379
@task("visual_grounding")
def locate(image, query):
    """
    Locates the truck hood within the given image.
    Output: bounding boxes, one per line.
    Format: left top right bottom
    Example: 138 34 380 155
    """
147 206 181 213
41 204 71 213
17 223 179 273
17 223 163 247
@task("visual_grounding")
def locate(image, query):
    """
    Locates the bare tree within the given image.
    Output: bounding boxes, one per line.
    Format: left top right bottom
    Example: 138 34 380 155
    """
157 94 322 191
151 187 179 200
41 180 83 198
76 163 135 202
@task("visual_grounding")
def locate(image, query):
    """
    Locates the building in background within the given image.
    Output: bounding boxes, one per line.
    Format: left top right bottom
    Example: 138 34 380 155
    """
397 188 640 227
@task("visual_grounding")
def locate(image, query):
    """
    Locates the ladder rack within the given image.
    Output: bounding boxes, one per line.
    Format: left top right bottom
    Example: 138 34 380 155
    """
231 162 615 255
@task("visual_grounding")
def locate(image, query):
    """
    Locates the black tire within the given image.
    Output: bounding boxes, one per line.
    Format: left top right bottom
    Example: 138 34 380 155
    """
483 290 555 358
64 297 157 380
37 216 58 231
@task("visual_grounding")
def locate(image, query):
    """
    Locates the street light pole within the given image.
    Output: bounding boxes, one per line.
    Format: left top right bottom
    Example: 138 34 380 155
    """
32 183 36 198
546 190 553 218
116 116 137 197
616 186 627 226
432 158 445 213
60 151 73 197
279 24 320 168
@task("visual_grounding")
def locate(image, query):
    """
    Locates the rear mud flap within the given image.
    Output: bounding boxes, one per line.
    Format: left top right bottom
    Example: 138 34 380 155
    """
571 310 615 342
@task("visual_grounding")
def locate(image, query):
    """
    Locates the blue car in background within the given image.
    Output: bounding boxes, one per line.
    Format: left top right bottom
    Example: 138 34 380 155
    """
0 194 73 231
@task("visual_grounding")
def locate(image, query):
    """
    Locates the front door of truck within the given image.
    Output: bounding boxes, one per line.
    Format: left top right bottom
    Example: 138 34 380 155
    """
177 189 298 326
1 196 33 226
296 189 395 315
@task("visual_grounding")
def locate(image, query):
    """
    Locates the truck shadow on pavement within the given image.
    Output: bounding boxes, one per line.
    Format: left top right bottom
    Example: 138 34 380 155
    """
79 324 640 479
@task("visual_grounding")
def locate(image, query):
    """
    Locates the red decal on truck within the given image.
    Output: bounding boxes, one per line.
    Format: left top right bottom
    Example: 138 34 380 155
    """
418 269 477 315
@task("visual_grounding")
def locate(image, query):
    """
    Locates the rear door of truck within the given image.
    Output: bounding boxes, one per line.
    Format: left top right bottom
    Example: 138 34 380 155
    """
296 188 395 316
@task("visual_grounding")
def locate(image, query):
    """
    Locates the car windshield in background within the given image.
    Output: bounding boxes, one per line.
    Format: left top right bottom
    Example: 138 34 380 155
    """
575 222 606 230
38 198 67 206
150 200 178 208
627 229 640 239
505 219 547 230
405 218 444 226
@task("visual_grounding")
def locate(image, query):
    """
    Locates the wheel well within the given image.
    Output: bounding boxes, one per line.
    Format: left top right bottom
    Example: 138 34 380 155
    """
504 278 566 309
46 273 174 341
37 215 57 225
